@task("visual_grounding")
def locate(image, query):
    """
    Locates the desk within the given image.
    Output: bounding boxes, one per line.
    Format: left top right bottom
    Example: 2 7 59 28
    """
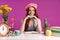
0 33 60 40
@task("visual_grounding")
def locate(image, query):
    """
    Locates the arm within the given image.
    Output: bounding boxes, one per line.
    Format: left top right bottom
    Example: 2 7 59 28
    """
20 15 30 33
37 19 42 33
20 19 26 33
33 16 42 33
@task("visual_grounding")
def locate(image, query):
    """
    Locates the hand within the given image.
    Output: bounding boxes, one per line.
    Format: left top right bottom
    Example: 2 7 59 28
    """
33 16 38 20
24 15 30 20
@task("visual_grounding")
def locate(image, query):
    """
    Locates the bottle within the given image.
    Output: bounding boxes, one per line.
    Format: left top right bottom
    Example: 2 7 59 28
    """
44 18 50 35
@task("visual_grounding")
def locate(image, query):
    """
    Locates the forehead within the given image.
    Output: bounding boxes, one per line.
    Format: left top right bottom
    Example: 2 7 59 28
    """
29 7 35 10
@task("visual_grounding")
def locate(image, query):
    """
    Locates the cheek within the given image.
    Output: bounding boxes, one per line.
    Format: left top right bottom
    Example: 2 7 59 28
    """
28 11 31 14
32 11 35 14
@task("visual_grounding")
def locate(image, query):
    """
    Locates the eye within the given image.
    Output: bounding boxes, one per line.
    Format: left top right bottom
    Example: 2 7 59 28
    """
29 10 35 11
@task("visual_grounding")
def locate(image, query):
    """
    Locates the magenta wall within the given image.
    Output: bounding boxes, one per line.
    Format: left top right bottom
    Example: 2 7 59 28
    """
0 0 60 30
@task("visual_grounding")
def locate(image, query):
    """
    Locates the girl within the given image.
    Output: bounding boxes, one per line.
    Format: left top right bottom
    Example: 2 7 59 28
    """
20 3 42 33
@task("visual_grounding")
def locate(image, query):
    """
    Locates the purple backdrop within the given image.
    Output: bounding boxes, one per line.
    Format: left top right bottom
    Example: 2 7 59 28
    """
0 0 60 30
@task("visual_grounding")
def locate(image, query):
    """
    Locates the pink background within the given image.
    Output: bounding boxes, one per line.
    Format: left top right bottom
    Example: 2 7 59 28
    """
0 0 60 30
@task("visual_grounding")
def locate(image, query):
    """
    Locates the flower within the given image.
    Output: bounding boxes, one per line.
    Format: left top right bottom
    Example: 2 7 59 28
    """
0 4 12 13
11 18 15 23
0 5 8 8
0 10 3 14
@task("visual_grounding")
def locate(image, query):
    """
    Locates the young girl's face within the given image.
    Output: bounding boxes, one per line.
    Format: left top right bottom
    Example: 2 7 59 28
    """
28 7 35 16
